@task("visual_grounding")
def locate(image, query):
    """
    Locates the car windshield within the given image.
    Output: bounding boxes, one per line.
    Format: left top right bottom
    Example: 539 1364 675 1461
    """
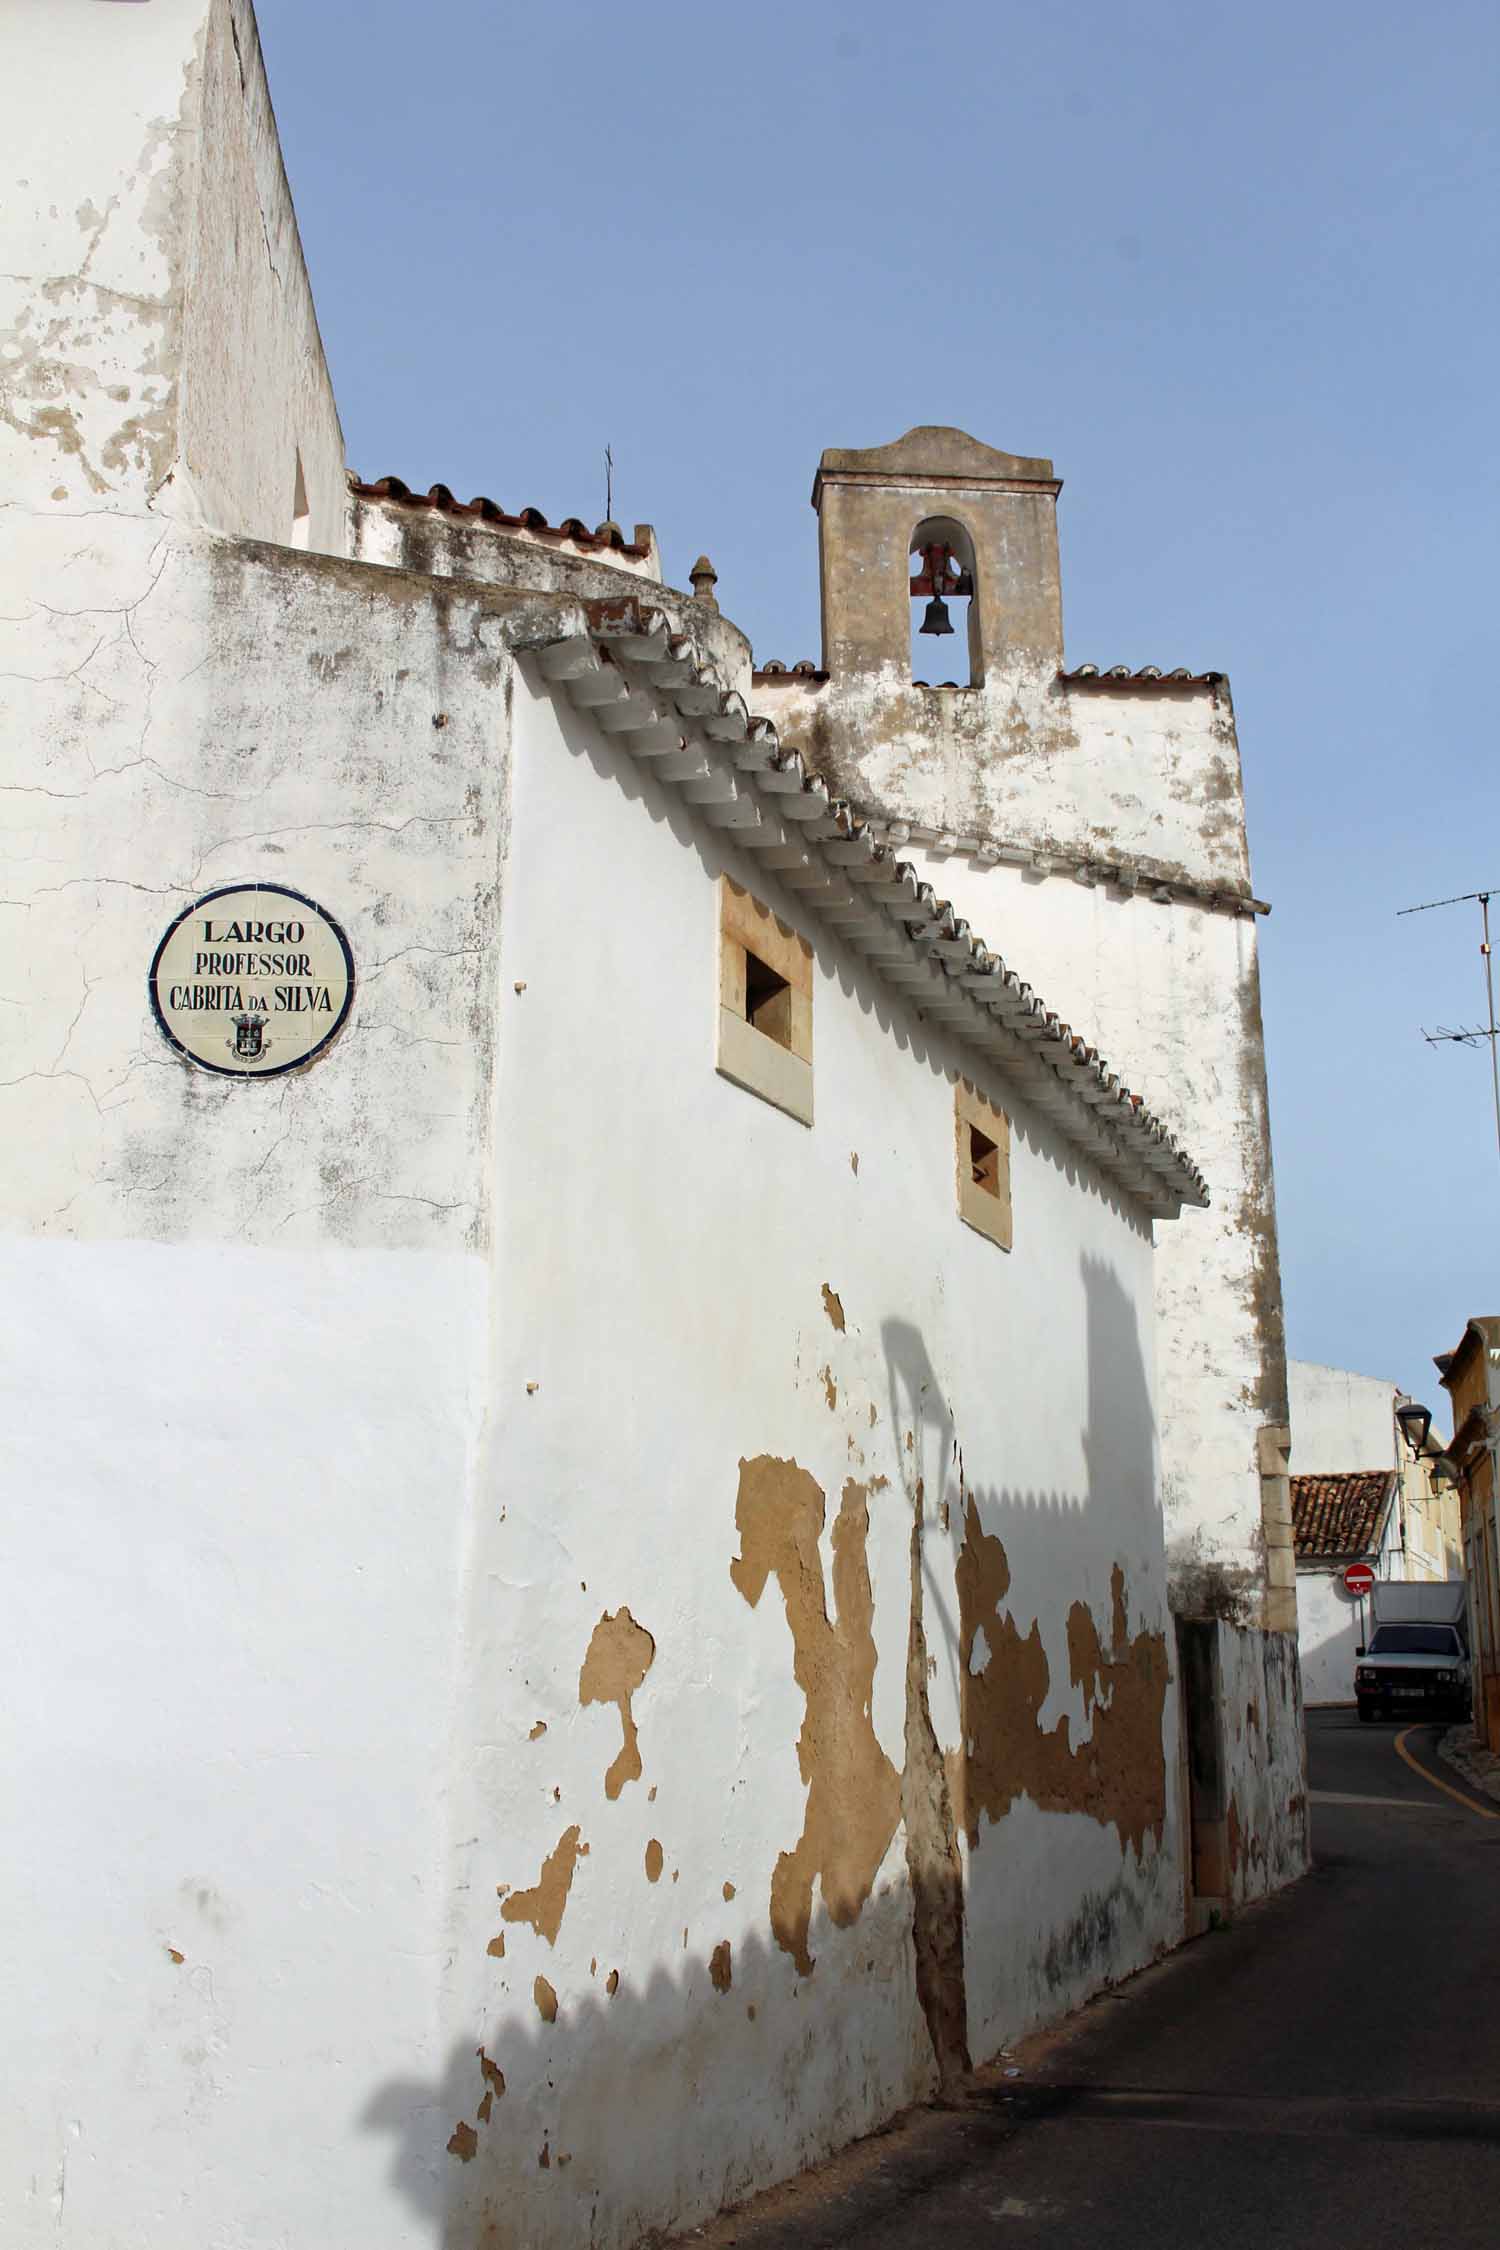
1368 1626 1459 1655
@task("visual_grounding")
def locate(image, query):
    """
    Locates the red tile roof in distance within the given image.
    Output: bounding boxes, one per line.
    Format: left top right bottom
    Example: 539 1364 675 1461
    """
1291 1471 1397 1558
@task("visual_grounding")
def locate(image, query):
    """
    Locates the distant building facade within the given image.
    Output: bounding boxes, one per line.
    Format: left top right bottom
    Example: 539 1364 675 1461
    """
1 7 1308 2247
1437 1320 1500 1748
1290 1359 1462 1705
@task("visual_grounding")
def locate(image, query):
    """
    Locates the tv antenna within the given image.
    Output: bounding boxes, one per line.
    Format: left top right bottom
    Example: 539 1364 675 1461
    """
1398 885 1500 1162
604 444 614 525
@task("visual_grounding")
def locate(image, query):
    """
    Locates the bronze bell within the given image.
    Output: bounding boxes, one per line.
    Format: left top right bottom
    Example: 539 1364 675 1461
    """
920 595 954 637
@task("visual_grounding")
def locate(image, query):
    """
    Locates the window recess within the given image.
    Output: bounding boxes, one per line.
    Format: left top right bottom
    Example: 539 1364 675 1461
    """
955 1078 1012 1250
716 877 814 1125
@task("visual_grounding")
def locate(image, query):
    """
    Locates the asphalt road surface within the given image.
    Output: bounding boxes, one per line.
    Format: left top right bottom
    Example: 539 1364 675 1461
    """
680 1710 1500 2249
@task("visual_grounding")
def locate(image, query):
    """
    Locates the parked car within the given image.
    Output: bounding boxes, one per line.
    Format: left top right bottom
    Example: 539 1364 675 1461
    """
1355 1622 1470 1722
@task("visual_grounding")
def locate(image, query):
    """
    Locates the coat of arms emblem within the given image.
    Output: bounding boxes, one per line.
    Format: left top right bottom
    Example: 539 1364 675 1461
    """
228 1013 271 1061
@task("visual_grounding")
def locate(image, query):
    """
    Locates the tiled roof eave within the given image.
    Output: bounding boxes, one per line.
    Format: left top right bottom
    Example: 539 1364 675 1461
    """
1291 1470 1399 1558
513 595 1208 1220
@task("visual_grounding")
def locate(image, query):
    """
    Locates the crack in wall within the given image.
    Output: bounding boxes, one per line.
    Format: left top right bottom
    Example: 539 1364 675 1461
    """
901 1471 971 2091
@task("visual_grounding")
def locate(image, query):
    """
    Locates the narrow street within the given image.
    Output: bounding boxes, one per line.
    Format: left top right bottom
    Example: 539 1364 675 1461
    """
683 1712 1500 2249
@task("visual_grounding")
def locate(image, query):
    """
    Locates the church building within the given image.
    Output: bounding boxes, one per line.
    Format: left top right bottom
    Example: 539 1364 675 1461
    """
1 8 1305 2248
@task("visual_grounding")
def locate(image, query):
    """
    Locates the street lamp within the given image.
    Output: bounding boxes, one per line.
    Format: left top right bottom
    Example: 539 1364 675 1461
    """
1395 1399 1433 1458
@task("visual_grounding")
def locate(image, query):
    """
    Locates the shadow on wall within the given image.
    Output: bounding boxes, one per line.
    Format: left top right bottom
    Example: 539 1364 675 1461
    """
881 1257 1172 2054
360 1889 924 2248
358 1258 1171 2246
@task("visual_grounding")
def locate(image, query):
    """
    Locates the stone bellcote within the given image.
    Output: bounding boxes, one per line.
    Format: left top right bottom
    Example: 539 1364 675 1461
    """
812 426 1063 682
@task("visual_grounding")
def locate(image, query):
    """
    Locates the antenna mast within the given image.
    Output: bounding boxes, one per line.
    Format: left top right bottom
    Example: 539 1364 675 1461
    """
1398 885 1500 1165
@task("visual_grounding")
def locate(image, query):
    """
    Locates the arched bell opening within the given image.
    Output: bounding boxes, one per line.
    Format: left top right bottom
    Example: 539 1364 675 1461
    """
909 516 981 687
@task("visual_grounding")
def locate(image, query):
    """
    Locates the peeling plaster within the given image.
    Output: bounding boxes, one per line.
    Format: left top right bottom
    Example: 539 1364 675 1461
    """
500 1827 585 1946
578 1608 655 1799
950 1500 1169 1858
730 1456 901 1976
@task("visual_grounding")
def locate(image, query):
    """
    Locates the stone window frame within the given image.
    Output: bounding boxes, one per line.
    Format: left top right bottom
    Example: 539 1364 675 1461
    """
716 877 814 1127
955 1077 1012 1251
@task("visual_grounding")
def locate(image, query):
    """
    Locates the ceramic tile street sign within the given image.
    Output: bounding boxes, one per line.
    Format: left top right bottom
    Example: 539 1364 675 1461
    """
149 883 354 1077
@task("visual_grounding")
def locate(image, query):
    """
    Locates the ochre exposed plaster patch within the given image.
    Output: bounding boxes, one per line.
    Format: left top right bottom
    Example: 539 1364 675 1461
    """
578 1608 656 1798
644 1839 664 1883
501 1827 586 1945
730 1455 901 1974
534 1975 558 2024
822 1284 847 1332
949 1501 1169 1857
710 1941 733 1992
447 2122 478 2163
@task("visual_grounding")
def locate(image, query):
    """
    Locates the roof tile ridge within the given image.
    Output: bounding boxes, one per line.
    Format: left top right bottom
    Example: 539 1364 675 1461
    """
347 471 651 558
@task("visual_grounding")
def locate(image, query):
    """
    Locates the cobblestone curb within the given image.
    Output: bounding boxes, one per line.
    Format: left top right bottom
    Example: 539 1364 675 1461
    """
1439 1724 1500 1806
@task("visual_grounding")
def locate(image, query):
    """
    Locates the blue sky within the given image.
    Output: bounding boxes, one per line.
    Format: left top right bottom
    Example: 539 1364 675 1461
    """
259 0 1499 1420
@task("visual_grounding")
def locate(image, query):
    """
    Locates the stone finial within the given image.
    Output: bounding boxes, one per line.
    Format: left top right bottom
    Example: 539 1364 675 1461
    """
690 554 719 610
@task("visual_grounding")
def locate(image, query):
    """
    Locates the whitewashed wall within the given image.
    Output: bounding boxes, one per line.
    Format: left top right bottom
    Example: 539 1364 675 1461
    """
887 854 1309 1901
751 671 1251 918
1 0 345 547
886 848 1281 1619
4 504 1189 2249
1214 1621 1308 1898
1298 1566 1381 1706
0 511 505 2250
424 666 1186 2250
1289 1358 1398 1474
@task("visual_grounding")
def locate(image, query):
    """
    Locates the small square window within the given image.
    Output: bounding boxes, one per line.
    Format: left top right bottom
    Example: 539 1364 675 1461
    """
744 949 793 1049
716 877 813 1125
969 1122 1001 1197
955 1079 1011 1250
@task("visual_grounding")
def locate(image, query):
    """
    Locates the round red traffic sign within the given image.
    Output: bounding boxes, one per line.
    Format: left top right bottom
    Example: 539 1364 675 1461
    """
1343 1562 1375 1598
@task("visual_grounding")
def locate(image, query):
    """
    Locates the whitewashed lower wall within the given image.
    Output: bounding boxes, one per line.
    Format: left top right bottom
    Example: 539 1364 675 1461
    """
1 1237 486 2250
1215 1620 1308 1902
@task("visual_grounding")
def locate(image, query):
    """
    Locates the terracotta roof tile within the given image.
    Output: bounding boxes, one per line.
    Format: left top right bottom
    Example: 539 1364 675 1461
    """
348 474 653 559
1058 664 1225 688
1291 1471 1397 1558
